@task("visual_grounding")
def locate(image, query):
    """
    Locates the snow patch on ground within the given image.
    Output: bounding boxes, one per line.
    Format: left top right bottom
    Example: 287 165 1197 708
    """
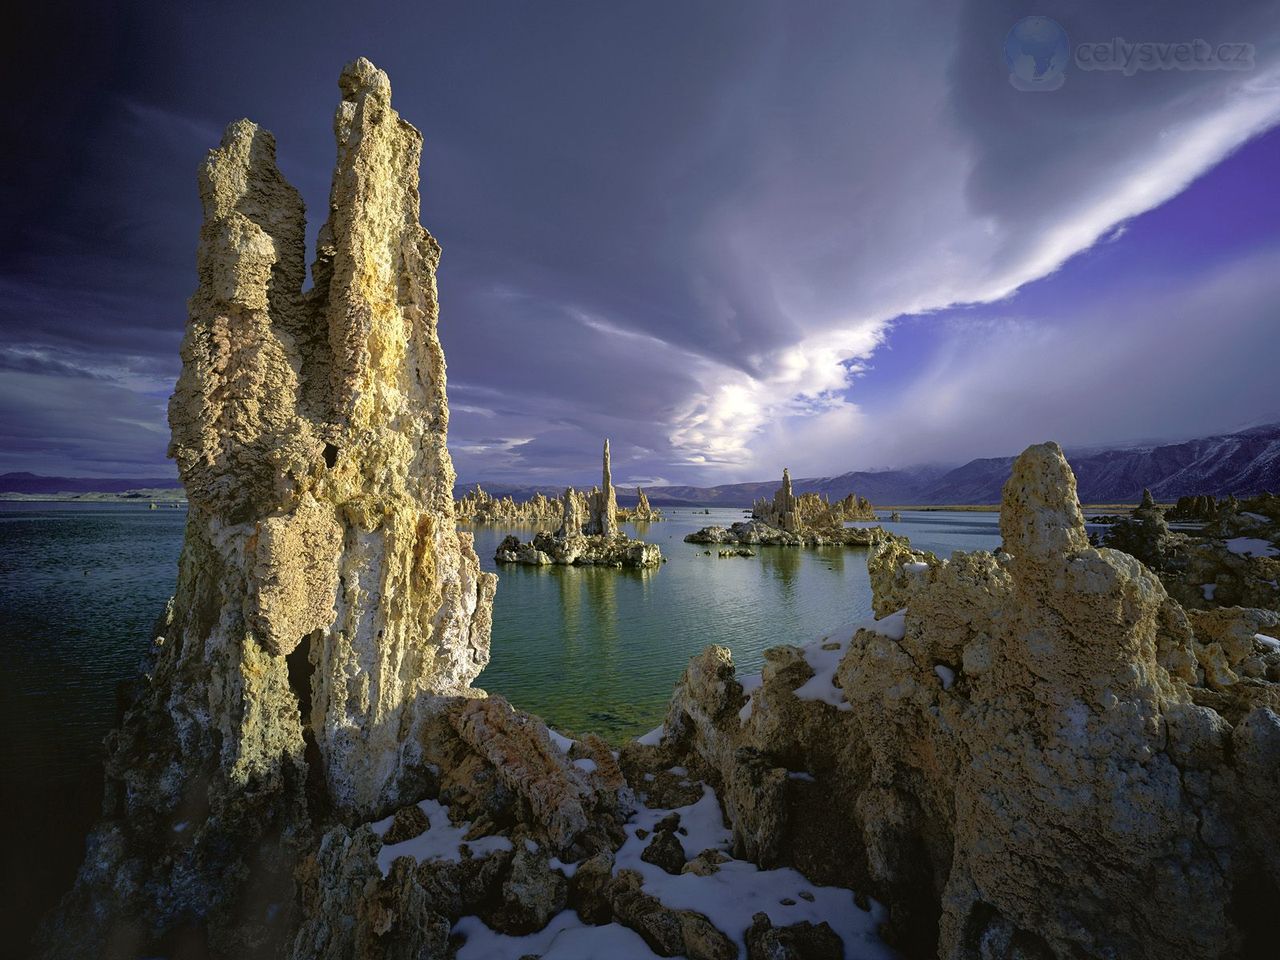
448 775 894 959
372 798 513 877
934 664 956 690
636 724 664 747
1225 537 1279 558
1256 633 1280 652
873 609 907 641
1202 583 1218 601
792 609 906 711
455 912 652 960
613 785 892 957
738 673 763 724
548 729 576 753
793 634 853 711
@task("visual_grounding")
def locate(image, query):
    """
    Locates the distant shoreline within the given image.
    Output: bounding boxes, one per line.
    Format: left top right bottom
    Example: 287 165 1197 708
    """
0 494 1150 514
877 503 1152 514
0 490 187 504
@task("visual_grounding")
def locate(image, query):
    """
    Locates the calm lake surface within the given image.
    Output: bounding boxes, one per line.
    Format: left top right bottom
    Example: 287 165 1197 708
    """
470 509 1003 739
0 500 1002 947
0 503 1006 779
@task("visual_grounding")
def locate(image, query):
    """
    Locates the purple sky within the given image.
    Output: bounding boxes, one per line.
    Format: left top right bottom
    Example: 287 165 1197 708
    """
3 0 1279 485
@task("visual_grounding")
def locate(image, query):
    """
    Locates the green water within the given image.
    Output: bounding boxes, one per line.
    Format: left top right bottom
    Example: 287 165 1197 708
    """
471 508 1003 739
0 501 1002 948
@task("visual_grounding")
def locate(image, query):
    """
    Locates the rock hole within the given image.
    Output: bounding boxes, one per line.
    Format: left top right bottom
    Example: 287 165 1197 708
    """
322 443 339 469
287 633 315 721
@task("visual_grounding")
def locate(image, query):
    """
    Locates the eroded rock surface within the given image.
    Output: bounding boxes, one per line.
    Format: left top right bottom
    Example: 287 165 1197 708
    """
619 485 664 522
651 441 1280 960
43 58 498 958
685 468 883 548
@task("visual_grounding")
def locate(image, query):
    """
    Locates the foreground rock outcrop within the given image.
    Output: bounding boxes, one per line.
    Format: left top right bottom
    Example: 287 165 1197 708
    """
495 441 662 568
652 442 1280 960
42 58 506 958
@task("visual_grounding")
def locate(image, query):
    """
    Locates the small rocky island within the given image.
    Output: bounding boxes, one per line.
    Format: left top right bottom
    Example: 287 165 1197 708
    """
618 485 663 522
685 467 886 547
495 440 662 567
752 468 875 524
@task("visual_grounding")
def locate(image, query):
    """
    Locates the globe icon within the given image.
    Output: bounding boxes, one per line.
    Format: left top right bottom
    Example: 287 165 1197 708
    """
1004 17 1069 91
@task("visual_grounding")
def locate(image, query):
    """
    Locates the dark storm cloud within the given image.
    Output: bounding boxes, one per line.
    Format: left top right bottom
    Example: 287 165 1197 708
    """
3 0 1279 481
0 371 169 475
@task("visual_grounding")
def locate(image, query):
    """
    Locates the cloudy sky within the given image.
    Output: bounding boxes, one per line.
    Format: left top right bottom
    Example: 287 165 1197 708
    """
4 0 1280 486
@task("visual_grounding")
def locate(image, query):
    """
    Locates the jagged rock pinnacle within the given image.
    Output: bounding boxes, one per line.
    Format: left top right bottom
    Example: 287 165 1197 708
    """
46 58 497 956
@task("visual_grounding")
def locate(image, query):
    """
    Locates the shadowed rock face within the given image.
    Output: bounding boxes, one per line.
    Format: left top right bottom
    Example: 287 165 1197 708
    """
42 57 497 958
653 441 1280 960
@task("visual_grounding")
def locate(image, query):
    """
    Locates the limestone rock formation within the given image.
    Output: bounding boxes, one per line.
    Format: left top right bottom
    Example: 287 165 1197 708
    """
456 484 563 525
496 441 661 568
751 468 876 531
649 441 1280 960
619 485 663 522
585 439 620 537
698 467 879 546
1174 492 1280 610
1101 489 1280 612
755 467 799 532
1169 493 1224 521
43 58 498 958
557 485 589 537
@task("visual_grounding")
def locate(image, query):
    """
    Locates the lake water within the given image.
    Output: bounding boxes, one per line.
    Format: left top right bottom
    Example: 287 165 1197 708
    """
0 500 1002 949
471 508 1003 739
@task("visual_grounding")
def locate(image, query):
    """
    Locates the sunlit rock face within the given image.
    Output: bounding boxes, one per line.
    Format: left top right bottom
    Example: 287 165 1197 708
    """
44 57 495 957
174 53 495 816
620 486 663 522
650 441 1280 960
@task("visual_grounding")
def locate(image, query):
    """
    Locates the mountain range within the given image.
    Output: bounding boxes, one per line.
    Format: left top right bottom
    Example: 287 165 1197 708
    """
455 423 1280 507
5 423 1279 506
